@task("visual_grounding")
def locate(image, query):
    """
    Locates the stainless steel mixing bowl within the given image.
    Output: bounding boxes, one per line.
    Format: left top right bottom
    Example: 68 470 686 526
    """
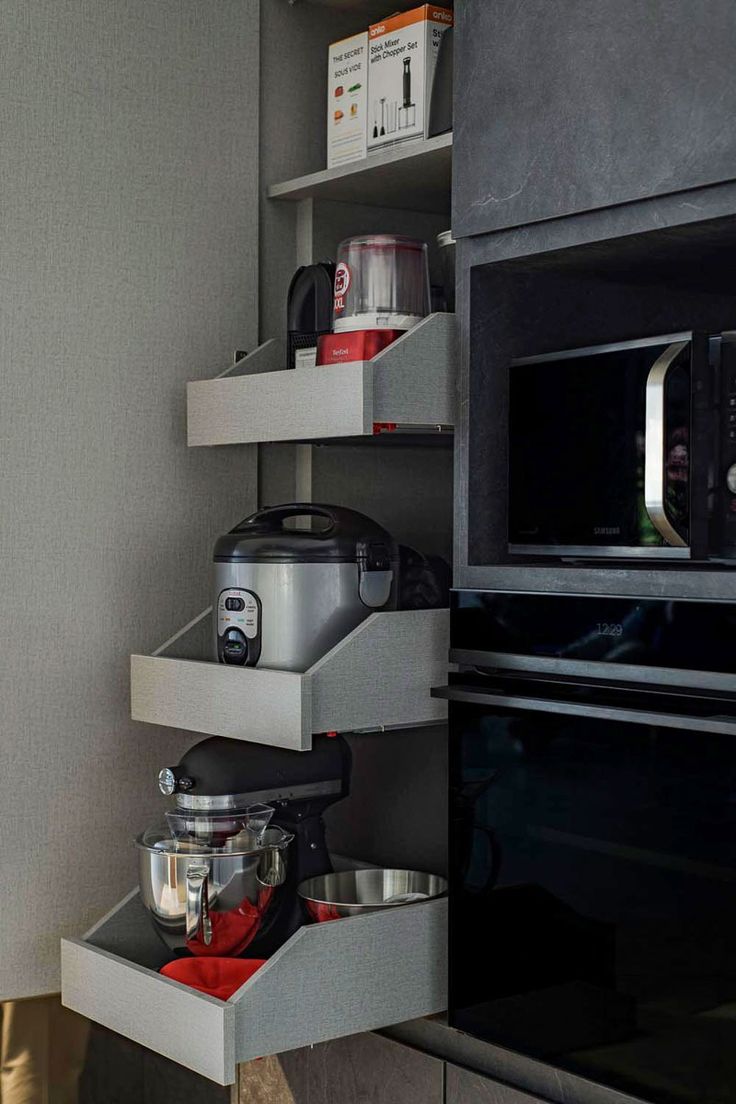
298 868 447 922
136 824 294 956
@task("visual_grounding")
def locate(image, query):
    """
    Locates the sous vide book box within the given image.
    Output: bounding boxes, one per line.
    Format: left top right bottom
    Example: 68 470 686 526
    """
327 32 368 169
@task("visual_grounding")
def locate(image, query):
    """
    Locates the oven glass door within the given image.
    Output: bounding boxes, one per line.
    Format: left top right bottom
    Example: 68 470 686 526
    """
450 684 736 1104
508 336 692 557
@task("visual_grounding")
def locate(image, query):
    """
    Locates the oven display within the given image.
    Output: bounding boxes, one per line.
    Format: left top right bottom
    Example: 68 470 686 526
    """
453 591 736 675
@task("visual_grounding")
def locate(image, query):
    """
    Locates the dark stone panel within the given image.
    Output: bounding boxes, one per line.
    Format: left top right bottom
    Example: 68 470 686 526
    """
446 1064 547 1104
276 1032 444 1104
78 1025 230 1104
453 0 736 238
78 1026 144 1104
384 1019 646 1104
143 1047 232 1104
459 180 736 268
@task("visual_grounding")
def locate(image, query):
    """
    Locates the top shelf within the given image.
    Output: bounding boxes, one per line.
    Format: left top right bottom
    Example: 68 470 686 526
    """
267 133 452 215
302 0 391 10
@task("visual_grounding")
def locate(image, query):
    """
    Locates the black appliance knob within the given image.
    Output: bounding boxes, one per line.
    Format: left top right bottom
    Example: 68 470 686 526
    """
223 628 248 665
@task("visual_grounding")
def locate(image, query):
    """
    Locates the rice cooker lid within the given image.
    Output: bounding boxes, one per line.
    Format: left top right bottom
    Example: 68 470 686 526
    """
214 503 398 564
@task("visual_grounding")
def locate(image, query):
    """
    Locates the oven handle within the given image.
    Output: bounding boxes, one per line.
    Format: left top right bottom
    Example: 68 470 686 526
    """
431 684 736 736
644 340 689 548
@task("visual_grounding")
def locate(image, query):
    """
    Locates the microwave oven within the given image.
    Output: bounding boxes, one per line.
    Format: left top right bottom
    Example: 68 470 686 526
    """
508 331 736 561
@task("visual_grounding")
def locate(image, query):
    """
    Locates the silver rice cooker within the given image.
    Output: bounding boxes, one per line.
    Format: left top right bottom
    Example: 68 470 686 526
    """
214 504 398 671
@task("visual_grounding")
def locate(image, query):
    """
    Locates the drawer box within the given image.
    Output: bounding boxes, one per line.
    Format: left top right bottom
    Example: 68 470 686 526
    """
61 889 447 1085
131 607 449 751
186 313 457 447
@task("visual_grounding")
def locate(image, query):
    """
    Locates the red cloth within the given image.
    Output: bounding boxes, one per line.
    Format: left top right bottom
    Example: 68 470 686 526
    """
185 887 274 957
160 957 266 1001
308 901 343 923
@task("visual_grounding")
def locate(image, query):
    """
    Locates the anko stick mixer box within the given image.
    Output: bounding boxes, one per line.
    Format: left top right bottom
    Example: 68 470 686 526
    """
327 32 369 169
367 5 453 152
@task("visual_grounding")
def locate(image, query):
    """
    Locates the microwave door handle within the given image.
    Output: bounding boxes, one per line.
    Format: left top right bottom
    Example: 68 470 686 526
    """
644 341 689 547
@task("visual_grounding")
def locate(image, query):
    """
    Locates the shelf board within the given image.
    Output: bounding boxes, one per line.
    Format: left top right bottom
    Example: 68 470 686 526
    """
267 132 452 214
131 608 449 751
187 313 457 448
62 888 447 1085
301 0 392 12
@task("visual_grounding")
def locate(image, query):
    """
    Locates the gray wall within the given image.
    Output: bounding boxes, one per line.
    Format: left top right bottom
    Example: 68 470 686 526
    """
0 0 260 999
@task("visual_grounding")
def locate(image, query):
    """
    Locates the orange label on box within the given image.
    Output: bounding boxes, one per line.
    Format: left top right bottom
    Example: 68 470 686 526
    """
369 5 453 37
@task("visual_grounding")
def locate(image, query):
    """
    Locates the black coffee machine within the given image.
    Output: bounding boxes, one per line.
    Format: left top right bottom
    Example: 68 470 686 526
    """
158 733 351 956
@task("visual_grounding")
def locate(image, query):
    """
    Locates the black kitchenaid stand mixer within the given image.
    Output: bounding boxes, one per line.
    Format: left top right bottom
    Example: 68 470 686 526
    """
157 733 352 957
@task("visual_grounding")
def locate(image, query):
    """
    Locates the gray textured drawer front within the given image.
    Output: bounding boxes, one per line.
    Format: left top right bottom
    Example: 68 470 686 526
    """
61 891 447 1085
131 607 449 750
447 1066 549 1104
187 313 457 447
453 0 736 237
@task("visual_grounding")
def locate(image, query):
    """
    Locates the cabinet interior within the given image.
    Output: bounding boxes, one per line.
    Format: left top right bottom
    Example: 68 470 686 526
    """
465 213 736 592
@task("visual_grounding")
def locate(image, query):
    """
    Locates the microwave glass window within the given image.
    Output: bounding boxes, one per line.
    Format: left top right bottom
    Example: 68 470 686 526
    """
508 342 691 551
450 704 736 1104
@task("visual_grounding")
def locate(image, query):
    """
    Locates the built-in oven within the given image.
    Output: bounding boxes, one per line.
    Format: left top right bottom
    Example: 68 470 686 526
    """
508 331 736 562
436 590 736 1104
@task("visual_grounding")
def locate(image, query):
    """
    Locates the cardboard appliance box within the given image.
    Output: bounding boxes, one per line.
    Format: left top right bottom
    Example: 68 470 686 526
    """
367 5 453 152
327 32 369 169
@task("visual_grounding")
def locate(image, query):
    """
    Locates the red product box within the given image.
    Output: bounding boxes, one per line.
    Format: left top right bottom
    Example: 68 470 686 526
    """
317 329 404 365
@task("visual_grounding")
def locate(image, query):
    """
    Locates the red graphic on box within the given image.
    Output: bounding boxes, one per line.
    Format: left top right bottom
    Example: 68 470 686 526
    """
333 261 351 314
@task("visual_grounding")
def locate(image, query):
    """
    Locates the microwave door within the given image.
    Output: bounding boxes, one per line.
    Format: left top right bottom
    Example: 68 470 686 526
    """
508 335 694 559
644 341 690 549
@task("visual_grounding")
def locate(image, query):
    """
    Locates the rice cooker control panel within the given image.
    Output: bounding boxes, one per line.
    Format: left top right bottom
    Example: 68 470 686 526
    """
217 588 262 666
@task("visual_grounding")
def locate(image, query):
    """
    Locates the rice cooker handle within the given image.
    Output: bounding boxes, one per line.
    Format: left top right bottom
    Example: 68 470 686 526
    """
357 539 394 608
250 504 338 533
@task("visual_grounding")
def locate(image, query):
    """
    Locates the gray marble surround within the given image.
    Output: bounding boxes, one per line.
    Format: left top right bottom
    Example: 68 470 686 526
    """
453 0 736 238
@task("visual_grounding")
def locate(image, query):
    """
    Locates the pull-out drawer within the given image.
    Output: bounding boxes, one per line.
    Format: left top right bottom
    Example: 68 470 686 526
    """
131 607 449 751
186 313 456 447
61 890 447 1085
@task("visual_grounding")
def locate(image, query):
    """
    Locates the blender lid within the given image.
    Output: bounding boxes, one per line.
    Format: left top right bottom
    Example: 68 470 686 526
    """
214 503 398 564
336 233 426 252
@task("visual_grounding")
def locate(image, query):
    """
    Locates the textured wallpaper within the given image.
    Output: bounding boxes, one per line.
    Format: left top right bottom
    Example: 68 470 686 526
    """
0 0 259 997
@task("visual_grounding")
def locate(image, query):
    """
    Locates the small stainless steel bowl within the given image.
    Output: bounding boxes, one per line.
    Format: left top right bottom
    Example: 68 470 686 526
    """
298 868 447 922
